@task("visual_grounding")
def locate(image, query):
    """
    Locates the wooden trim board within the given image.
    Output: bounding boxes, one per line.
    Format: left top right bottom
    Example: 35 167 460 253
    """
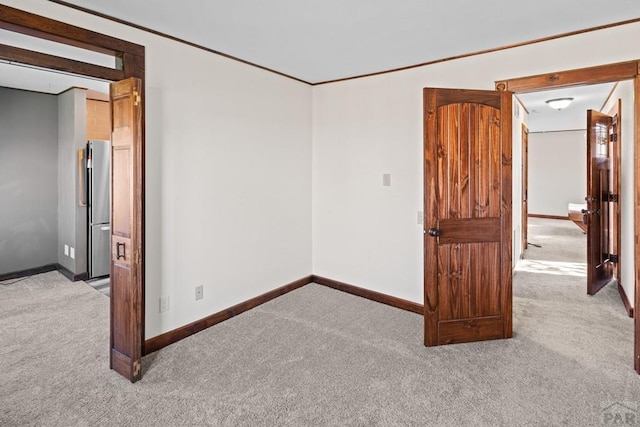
497 61 640 373
0 4 147 383
46 0 640 86
56 264 88 282
0 264 59 282
144 276 313 355
528 214 570 220
144 275 424 355
618 283 634 318
48 0 310 85
311 275 423 314
496 61 639 93
635 71 640 372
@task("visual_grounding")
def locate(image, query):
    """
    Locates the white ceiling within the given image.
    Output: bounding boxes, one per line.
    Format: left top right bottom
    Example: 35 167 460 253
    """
0 1 633 129
518 82 617 133
58 0 640 83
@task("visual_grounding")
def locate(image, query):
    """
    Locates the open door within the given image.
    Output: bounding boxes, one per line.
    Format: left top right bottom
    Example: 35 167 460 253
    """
110 78 144 382
424 88 513 346
585 110 616 295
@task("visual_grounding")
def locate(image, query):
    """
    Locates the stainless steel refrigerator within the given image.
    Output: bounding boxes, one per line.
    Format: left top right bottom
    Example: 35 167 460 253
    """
87 140 111 278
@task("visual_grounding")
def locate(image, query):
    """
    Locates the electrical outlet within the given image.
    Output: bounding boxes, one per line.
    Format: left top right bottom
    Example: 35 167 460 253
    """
382 173 391 187
70 247 75 259
64 245 69 256
195 285 203 301
159 296 169 313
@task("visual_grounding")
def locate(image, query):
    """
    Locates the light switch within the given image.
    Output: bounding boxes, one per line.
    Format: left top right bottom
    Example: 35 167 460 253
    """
64 245 69 256
70 247 75 259
383 173 391 187
417 211 424 225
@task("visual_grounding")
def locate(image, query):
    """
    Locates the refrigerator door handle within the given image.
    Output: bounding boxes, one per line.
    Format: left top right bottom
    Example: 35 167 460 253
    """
100 225 111 231
78 149 87 207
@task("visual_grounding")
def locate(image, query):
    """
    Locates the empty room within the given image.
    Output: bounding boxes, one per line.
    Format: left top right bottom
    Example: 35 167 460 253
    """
2 0 640 425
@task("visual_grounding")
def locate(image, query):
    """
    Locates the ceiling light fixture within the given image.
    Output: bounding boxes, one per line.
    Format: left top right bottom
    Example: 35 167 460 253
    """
545 97 574 110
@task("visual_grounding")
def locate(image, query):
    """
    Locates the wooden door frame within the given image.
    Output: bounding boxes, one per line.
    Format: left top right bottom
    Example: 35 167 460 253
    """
606 100 623 294
495 59 640 372
521 123 528 252
0 5 146 376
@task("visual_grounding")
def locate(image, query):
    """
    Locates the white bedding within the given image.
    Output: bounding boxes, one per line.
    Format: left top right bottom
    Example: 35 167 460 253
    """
568 203 587 213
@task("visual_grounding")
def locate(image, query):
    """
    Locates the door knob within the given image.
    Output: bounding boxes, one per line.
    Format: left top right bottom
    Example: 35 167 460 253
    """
428 228 441 237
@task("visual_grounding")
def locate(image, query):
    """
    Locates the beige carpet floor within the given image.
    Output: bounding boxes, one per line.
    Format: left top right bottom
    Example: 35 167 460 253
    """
0 218 637 426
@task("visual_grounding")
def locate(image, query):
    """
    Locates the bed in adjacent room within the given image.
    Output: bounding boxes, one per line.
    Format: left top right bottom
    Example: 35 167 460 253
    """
568 203 588 233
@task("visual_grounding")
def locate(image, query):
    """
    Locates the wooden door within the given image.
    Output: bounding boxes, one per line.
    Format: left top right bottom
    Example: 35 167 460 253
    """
424 88 513 346
110 78 144 382
585 110 615 295
522 125 529 251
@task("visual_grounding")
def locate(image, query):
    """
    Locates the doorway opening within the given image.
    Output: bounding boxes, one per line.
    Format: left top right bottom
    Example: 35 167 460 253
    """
517 82 625 297
0 4 146 382
496 60 640 372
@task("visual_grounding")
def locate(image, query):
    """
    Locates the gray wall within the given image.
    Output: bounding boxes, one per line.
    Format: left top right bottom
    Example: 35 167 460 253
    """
57 88 87 274
0 87 59 275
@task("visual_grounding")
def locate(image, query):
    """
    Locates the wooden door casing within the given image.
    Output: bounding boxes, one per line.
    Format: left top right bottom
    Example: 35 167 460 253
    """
424 88 513 346
0 5 146 382
586 110 615 296
495 61 640 374
522 124 529 251
110 78 144 382
606 100 622 288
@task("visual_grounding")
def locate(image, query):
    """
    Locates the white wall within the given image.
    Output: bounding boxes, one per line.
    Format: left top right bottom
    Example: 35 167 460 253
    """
57 88 87 275
7 0 639 331
0 88 58 274
312 20 640 306
602 80 635 303
6 0 313 338
528 131 586 217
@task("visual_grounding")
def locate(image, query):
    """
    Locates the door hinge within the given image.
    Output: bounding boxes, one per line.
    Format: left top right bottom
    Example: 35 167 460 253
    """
605 193 619 203
610 133 618 142
133 90 141 106
133 360 140 377
604 254 619 263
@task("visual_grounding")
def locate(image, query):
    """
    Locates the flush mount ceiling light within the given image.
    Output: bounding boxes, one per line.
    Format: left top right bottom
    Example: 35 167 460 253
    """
545 97 574 110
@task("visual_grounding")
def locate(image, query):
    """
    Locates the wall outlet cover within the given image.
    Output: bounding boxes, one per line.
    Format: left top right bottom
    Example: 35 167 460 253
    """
159 296 169 313
195 285 203 301
64 245 69 256
70 247 75 259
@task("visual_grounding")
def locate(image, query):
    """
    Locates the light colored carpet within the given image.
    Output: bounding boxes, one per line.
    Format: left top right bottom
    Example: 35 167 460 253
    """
0 218 637 426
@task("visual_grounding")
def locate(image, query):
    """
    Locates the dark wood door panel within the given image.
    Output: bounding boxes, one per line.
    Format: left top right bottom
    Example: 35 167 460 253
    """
437 218 500 243
586 110 614 295
431 88 502 109
436 103 501 220
438 316 503 345
110 78 143 382
437 242 501 321
111 147 132 237
424 87 512 347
